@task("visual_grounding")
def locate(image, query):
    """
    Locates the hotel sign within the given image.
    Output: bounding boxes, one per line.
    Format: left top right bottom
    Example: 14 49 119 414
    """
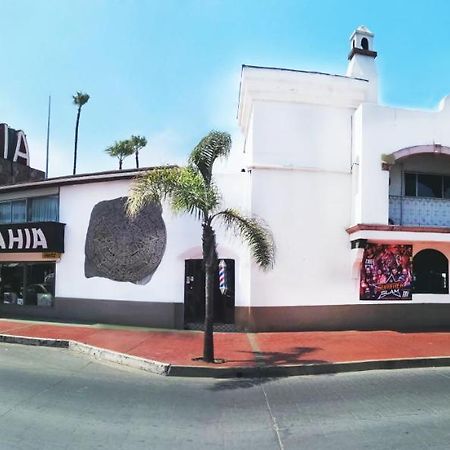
0 123 30 166
0 222 65 253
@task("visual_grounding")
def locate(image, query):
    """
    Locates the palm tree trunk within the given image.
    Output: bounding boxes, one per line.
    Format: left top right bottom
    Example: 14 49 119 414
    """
119 158 123 170
135 151 139 169
202 222 217 362
73 106 81 175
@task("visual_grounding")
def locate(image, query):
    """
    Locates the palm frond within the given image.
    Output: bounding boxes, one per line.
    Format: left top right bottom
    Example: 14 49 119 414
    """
189 131 231 186
126 166 220 220
73 91 90 106
105 140 134 158
131 135 147 149
212 209 275 270
127 167 183 216
170 170 220 219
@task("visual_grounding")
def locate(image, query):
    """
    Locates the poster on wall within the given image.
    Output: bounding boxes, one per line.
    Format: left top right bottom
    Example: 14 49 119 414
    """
360 244 413 301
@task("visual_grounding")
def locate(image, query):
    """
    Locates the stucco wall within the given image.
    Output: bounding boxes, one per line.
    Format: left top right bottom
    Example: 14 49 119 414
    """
56 173 250 308
245 98 356 307
57 179 199 304
248 169 354 306
252 101 352 171
353 101 450 226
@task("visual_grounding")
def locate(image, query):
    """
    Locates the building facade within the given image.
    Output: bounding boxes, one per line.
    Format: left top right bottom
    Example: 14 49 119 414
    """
237 26 450 330
0 169 246 329
2 26 450 331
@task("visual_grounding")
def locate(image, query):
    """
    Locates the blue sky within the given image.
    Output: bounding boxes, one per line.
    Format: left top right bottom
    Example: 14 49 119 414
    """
2 0 450 176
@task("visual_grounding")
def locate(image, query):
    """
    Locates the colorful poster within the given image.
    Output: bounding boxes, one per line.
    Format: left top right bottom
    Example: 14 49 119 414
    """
360 244 413 301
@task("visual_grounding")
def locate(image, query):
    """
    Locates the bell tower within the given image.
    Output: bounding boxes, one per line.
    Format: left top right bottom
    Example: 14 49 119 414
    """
346 26 378 102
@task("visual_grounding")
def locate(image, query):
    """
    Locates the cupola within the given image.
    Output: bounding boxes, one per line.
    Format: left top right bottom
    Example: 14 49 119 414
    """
348 26 377 59
346 26 378 102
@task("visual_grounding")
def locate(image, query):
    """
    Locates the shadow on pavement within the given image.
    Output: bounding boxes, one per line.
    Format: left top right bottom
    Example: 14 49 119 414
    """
208 377 277 391
223 346 328 366
258 346 327 366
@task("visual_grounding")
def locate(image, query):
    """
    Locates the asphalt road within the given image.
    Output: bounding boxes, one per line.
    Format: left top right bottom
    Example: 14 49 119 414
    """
0 344 450 450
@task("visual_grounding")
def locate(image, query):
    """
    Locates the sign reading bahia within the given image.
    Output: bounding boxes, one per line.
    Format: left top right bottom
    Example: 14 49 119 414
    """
0 222 65 253
0 123 30 166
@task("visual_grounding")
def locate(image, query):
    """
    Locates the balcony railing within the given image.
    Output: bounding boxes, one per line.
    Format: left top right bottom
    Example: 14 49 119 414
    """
389 195 450 227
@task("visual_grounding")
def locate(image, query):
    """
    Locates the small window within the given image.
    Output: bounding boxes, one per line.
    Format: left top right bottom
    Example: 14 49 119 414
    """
12 200 26 223
0 202 11 224
361 37 369 50
405 173 416 196
0 200 27 224
0 195 59 224
29 196 59 222
418 174 442 198
444 176 450 199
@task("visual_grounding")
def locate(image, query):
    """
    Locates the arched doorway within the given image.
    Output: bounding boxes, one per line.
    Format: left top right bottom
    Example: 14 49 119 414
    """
413 249 448 294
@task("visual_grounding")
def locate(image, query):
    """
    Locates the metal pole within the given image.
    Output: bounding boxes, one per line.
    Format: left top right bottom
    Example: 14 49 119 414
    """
45 95 51 179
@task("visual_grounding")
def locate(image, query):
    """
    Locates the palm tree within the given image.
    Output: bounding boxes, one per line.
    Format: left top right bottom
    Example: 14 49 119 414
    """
130 135 148 168
72 91 90 175
127 131 275 363
105 139 134 170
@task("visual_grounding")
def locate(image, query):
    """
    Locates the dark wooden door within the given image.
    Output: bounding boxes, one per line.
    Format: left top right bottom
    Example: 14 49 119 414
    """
184 259 235 324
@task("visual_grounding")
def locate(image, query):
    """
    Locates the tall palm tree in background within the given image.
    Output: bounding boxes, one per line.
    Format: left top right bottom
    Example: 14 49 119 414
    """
127 131 275 362
72 91 90 175
105 139 134 170
131 135 148 168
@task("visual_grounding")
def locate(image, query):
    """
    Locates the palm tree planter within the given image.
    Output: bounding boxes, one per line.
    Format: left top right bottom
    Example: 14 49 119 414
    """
127 131 275 363
72 92 90 175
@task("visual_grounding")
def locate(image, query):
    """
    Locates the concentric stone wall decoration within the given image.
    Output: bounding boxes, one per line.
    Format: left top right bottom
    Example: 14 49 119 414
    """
84 197 166 284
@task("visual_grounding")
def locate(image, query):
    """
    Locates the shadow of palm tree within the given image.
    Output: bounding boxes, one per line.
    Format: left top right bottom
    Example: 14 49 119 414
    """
224 346 328 366
259 346 328 366
209 348 333 391
209 377 277 391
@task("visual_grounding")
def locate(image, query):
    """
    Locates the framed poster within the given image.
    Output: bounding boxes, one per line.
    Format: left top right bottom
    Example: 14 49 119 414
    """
360 244 412 300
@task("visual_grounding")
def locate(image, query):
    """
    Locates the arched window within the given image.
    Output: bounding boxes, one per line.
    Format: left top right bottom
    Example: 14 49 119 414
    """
413 249 448 294
361 37 369 50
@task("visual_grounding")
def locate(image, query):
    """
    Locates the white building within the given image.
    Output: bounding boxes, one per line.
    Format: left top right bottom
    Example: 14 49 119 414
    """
237 25 450 330
0 169 244 329
1 26 450 331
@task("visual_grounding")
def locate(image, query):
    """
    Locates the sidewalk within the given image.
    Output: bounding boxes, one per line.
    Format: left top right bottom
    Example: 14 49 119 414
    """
1 318 450 377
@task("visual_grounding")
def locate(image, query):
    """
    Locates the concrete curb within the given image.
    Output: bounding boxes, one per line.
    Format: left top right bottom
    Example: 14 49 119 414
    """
0 334 69 348
168 357 450 378
2 333 450 378
68 341 170 376
0 334 170 376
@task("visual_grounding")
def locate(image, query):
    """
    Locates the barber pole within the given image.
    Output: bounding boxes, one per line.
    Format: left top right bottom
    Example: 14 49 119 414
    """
219 259 227 295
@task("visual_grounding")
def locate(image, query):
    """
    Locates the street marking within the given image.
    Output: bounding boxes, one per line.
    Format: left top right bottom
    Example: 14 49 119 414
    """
261 383 284 450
